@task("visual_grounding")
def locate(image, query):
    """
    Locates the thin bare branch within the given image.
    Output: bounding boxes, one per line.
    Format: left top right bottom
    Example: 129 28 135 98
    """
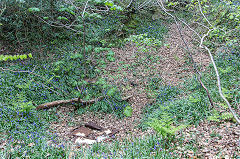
82 0 89 18
199 30 240 124
157 0 214 108
197 0 214 29
0 3 6 17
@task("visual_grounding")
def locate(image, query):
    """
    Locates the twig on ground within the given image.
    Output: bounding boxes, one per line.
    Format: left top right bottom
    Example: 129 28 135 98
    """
36 95 132 110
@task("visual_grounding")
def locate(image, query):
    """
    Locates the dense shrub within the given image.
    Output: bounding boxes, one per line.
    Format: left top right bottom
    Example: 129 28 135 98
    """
0 0 71 51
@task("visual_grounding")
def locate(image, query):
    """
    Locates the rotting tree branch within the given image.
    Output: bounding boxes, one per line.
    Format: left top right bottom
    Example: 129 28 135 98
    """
36 95 133 110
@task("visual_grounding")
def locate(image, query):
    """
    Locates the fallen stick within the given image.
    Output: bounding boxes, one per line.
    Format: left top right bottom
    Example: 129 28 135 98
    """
36 95 133 110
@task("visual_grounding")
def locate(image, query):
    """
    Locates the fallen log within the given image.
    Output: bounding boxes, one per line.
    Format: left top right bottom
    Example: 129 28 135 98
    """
36 95 133 110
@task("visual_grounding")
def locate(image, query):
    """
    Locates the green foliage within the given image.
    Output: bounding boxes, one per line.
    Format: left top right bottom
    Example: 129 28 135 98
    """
147 117 186 138
207 109 235 122
207 109 220 122
222 87 233 101
220 112 234 121
142 87 210 129
0 53 32 61
123 105 133 117
104 0 123 11
0 0 71 50
188 94 201 103
106 50 115 62
0 100 182 158
133 14 168 40
125 33 162 53
203 48 240 104
28 7 40 12
1 0 168 50
57 16 69 21
167 1 180 8
187 0 240 50
141 50 240 132
0 103 65 158
10 94 35 113
107 87 118 96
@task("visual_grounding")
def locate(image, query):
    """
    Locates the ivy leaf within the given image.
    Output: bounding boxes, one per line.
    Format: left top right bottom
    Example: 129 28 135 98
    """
107 87 117 96
19 55 24 60
107 50 115 56
28 53 33 58
105 1 114 7
13 55 18 60
28 7 40 12
123 106 133 117
229 15 234 19
57 16 69 21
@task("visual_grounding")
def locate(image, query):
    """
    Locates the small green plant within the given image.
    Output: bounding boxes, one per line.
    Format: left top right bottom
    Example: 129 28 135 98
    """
0 53 33 61
106 50 115 62
147 115 186 138
207 109 221 122
123 105 133 117
10 94 35 113
222 87 233 101
207 109 235 122
107 87 118 96
188 95 201 103
187 0 240 50
220 112 234 121
124 33 162 53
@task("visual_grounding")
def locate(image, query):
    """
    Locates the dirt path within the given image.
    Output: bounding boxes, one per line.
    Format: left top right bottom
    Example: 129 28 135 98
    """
52 23 210 140
50 24 239 158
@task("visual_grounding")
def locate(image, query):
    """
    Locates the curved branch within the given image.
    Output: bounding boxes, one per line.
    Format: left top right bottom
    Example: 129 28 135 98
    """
199 29 240 124
157 0 240 124
157 0 214 108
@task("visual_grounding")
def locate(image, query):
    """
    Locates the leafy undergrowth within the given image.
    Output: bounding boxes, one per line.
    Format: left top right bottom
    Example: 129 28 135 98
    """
1 47 239 158
1 1 239 157
0 45 131 157
141 46 239 134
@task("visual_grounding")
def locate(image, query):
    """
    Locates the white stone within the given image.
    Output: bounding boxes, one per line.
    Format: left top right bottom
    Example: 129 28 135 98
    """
75 138 96 145
74 132 86 137
96 136 108 142
104 129 112 135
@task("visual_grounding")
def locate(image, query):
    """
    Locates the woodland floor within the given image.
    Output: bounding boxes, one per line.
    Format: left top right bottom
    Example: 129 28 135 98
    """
48 24 239 158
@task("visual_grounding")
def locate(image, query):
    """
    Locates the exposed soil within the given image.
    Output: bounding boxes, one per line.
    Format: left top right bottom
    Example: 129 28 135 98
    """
48 24 239 158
